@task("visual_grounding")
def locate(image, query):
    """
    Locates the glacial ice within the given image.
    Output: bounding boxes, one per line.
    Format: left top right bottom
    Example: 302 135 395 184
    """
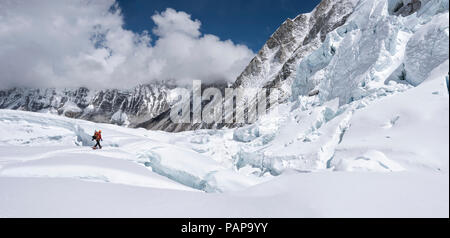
111 110 130 126
230 0 449 176
292 0 449 105
0 0 448 218
404 13 449 85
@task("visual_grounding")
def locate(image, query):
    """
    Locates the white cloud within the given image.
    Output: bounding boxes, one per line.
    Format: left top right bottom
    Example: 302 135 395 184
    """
0 0 254 89
152 8 201 38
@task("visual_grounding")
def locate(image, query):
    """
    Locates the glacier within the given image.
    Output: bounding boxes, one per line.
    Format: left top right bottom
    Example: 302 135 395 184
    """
0 56 448 216
0 0 448 217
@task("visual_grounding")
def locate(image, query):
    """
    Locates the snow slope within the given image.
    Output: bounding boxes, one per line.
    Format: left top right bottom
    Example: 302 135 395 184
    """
1 172 447 218
0 109 268 193
331 61 449 172
0 61 448 217
0 0 448 217
0 105 447 217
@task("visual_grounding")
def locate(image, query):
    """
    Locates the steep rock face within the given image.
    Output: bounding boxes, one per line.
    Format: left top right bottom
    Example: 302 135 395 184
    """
138 81 230 132
390 0 423 16
129 0 448 132
1 0 447 133
138 0 358 132
0 84 173 127
0 88 90 114
225 0 448 176
233 0 357 99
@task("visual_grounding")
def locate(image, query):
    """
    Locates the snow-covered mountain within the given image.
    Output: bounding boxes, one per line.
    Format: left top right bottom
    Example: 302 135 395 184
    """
236 0 448 100
0 57 448 216
140 0 449 133
0 84 174 127
234 0 357 95
0 0 448 217
1 0 448 134
136 0 360 132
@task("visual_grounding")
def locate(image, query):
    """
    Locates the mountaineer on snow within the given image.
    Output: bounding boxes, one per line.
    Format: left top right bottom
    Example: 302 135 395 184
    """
92 130 103 149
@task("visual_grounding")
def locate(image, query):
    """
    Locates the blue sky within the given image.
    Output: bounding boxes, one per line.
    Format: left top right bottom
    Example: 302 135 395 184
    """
117 0 321 52
0 0 322 89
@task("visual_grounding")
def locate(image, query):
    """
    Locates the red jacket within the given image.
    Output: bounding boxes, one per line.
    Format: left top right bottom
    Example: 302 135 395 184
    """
94 132 102 141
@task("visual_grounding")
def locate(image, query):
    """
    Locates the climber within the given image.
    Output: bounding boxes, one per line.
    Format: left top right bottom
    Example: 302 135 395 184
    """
92 130 103 150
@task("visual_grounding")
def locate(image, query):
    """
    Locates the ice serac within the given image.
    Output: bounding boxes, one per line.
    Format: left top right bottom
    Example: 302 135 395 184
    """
233 0 357 99
227 0 448 175
291 0 449 105
0 0 448 217
403 12 449 85
0 0 448 134
0 84 173 127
